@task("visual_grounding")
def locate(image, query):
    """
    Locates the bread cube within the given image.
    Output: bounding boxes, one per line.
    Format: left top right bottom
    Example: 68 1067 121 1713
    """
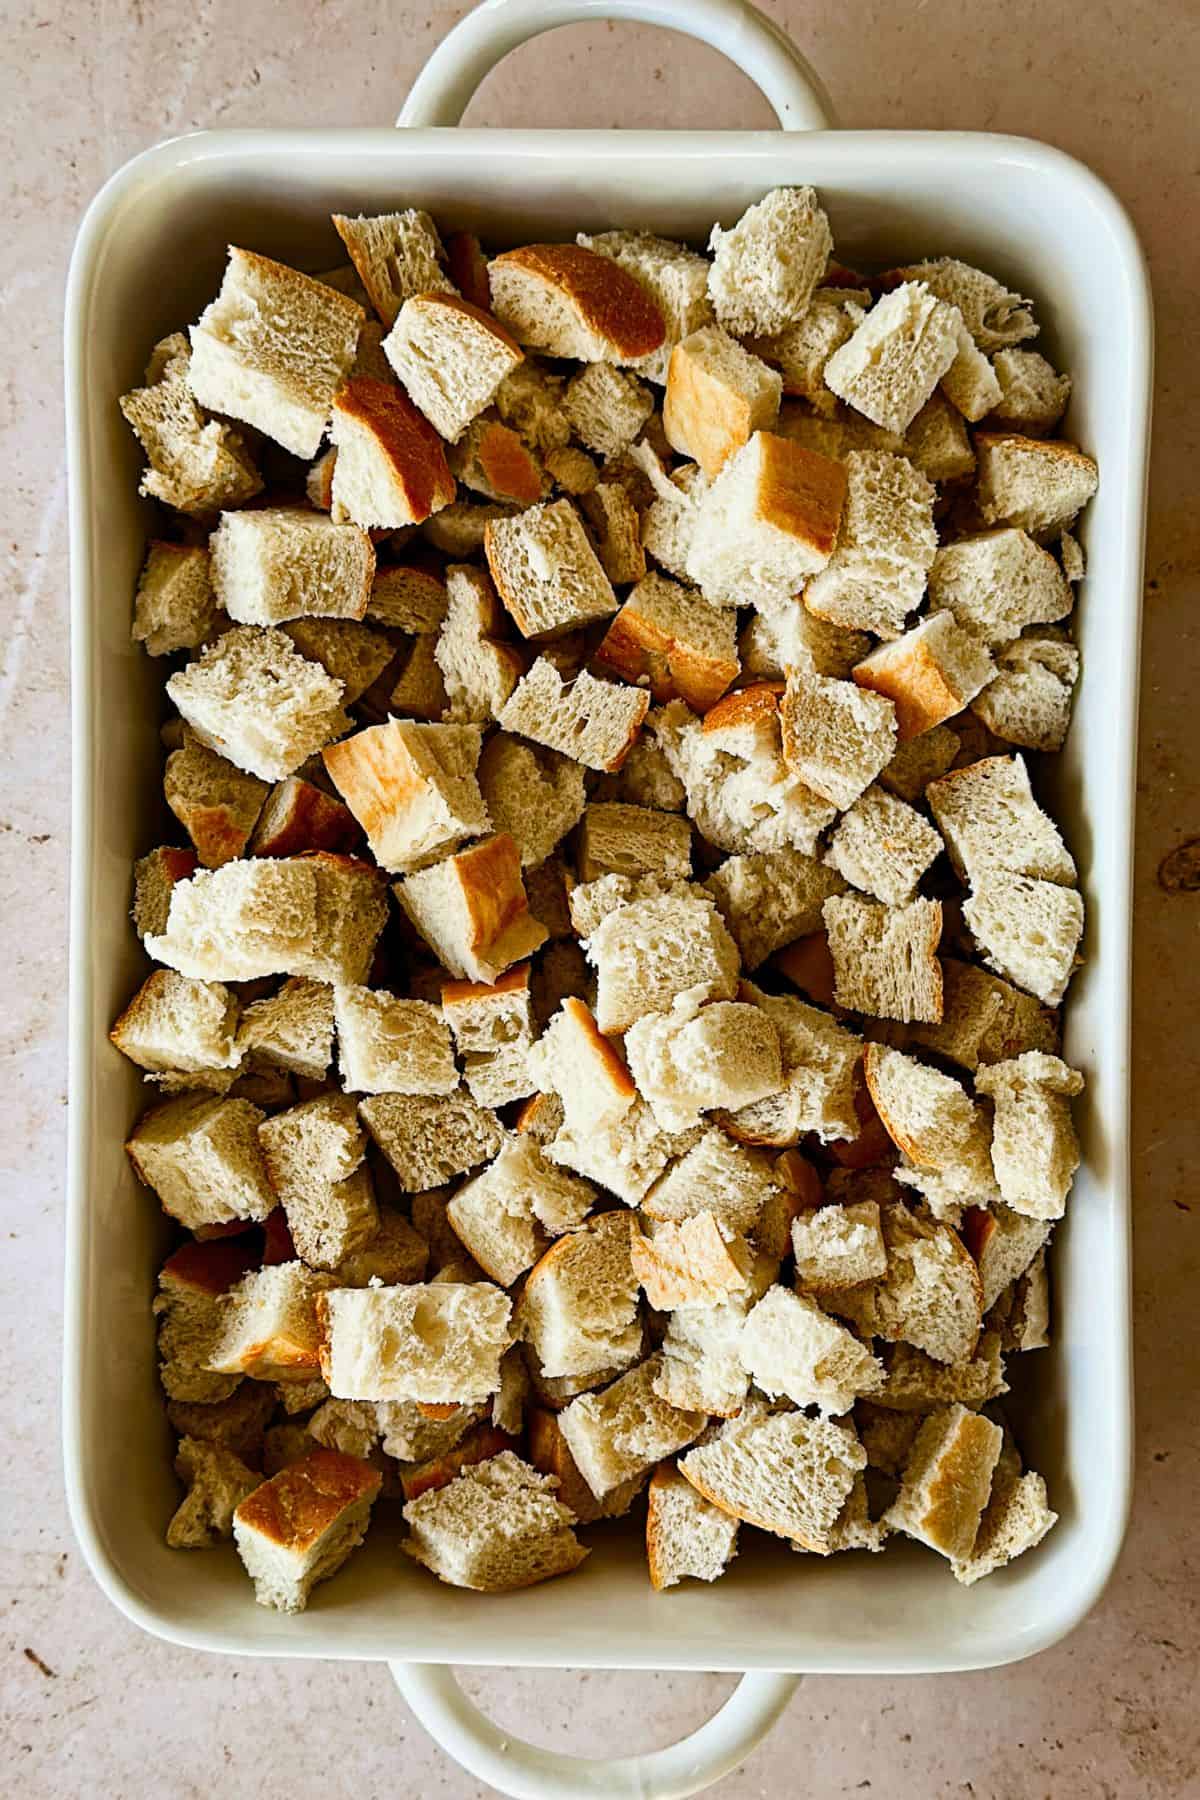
164 733 268 870
206 1261 335 1382
166 1436 259 1550
883 1405 1003 1560
258 1093 376 1269
359 1088 503 1191
630 1212 751 1311
154 1238 260 1404
331 986 454 1098
641 1126 776 1238
402 1450 587 1592
441 963 538 1107
127 1094 274 1229
515 1211 642 1380
318 1280 511 1405
989 349 1071 435
594 571 739 714
926 754 1076 887
447 1139 594 1288
721 986 861 1145
329 376 456 529
803 450 937 639
653 1254 777 1418
166 627 352 784
564 361 654 459
780 666 898 811
825 1197 985 1366
247 774 361 859
383 295 520 447
576 802 692 886
823 893 944 1023
211 508 374 628
902 391 976 483
233 1448 381 1611
891 258 1037 353
878 724 961 805
578 228 713 384
500 659 649 774
476 733 586 869
121 338 262 517
111 969 240 1083
970 630 1079 751
625 991 783 1134
585 886 740 1034
940 320 1002 422
188 248 363 459
705 848 846 969
434 564 526 724
964 874 1084 1006
395 833 548 982
557 1354 706 1505
488 242 666 364
133 542 221 656
579 481 646 586
910 959 1058 1075
544 1097 699 1208
234 977 335 1081
739 1287 884 1415
679 1404 865 1549
641 460 708 580
707 186 832 337
526 995 637 1137
686 432 847 611
975 1051 1083 1220
322 718 488 875
745 288 866 416
367 560 448 633
663 325 781 476
825 785 944 906
927 528 1073 647
951 1460 1057 1585
974 433 1099 541
792 1199 887 1289
824 282 961 434
332 209 455 326
862 1043 995 1213
739 599 868 684
484 498 616 641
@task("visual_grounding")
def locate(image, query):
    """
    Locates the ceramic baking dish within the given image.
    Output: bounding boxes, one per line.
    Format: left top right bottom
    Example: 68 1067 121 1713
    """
64 1 1151 1792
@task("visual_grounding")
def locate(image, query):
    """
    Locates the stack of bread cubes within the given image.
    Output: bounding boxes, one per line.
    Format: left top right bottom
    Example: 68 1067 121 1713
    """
114 187 1093 1613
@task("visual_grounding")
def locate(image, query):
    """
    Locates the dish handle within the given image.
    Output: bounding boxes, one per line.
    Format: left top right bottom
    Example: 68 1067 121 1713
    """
396 0 836 131
389 1661 800 1799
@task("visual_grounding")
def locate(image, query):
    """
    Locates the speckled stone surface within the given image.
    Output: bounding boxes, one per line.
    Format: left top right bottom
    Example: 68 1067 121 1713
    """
3 2 1199 1794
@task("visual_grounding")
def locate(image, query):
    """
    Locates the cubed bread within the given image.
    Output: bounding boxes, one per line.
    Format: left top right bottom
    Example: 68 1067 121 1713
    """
434 564 526 723
686 432 847 611
927 528 1074 646
803 450 937 639
166 1381 277 1465
258 1093 377 1270
745 288 866 416
332 209 454 325
862 1042 995 1214
823 893 943 1023
641 1126 778 1238
962 1204 1052 1315
111 969 240 1083
779 666 898 810
585 887 740 1034
653 1250 778 1417
852 612 995 742
383 292 524 443
359 1089 504 1190
127 1094 274 1229
951 1458 1058 1585
395 834 548 981
962 874 1084 1006
441 964 538 1107
187 248 363 459
890 258 1036 353
388 633 450 721
449 1139 595 1287
166 1436 260 1549
792 1200 888 1289
527 996 637 1136
720 986 861 1145
576 802 692 886
594 571 739 714
133 542 221 656
646 1462 740 1590
989 349 1071 435
926 755 1076 887
826 1200 984 1366
641 459 709 580
234 977 335 1081
559 1354 706 1501
825 785 944 905
206 1261 334 1382
564 361 654 459
322 718 488 874
630 1211 752 1311
577 228 714 384
873 1332 1007 1414
739 1287 884 1415
680 1404 866 1550
824 283 961 434
704 848 846 970
329 376 457 528
448 413 547 505
499 659 649 774
707 186 833 337
663 325 781 476
488 242 666 363
878 725 961 805
247 774 362 859
319 1279 511 1404
515 1211 642 1379
545 1095 699 1207
654 692 838 857
402 1450 587 1592
883 1404 1003 1560
579 481 647 586
970 630 1079 751
476 733 587 870
331 986 456 1096
738 601 869 684
154 1238 260 1403
975 1051 1083 1220
940 319 1002 422
167 627 352 784
902 391 976 483
164 733 269 869
367 560 448 633
974 433 1099 541
233 1447 381 1611
910 959 1059 1073
121 337 262 517
625 990 783 1134
484 498 616 640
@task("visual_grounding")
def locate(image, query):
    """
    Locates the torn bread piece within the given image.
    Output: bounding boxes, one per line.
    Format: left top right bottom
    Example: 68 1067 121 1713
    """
448 413 547 505
630 1211 752 1311
878 724 960 805
974 433 1099 542
803 450 937 639
121 337 262 517
780 666 898 812
111 969 241 1086
127 1094 274 1229
989 349 1071 436
647 1462 740 1590
187 248 363 459
367 560 448 633
662 325 781 476
318 1280 512 1404
206 1261 334 1382
233 1450 381 1612
396 834 548 982
166 627 351 784
235 977 335 1082
720 986 861 1146
559 1355 707 1501
281 619 396 709
208 507 375 626
579 482 646 586
322 719 488 874
383 292 524 443
910 959 1059 1073
441 964 538 1108
586 886 740 1034
248 773 360 861
402 1450 587 1592
873 1332 1007 1413
962 1204 1052 1315
883 1404 1003 1560
515 1211 642 1380
705 848 846 970
332 209 455 326
595 571 739 714
680 1404 865 1550
489 242 665 363
971 630 1079 752
477 733 587 867
740 1287 884 1415
707 186 833 338
449 1138 595 1287
745 289 866 417
686 431 847 611
625 990 784 1134
902 391 976 482
654 1249 778 1416
545 1090 700 1206
329 376 456 529
826 1201 984 1367
642 1127 779 1239
927 528 1073 647
962 874 1084 1007
825 786 944 906
951 1458 1057 1585
333 986 457 1096
259 1093 378 1271
640 460 709 580
154 1238 259 1404
975 1051 1083 1220
564 362 654 460
359 1089 504 1191
499 659 649 773
738 602 869 684
576 802 692 885
792 1200 888 1290
824 283 961 435
890 258 1037 353
485 498 616 641
577 229 714 384
940 319 1002 423
527 995 636 1136
166 1437 259 1549
863 1043 996 1214
926 755 1076 888
433 564 526 724
852 612 994 742
132 542 221 657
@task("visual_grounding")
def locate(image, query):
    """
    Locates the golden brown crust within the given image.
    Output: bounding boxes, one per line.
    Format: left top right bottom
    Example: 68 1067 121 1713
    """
561 996 637 1102
701 680 784 735
630 1213 748 1310
321 720 440 853
861 1043 928 1165
158 1237 260 1297
645 1463 675 1590
595 596 739 716
233 1447 381 1551
452 834 531 954
440 963 531 1012
490 244 666 358
677 1457 827 1546
333 377 455 526
407 290 524 361
471 420 545 506
972 430 1096 469
754 434 847 560
853 641 962 741
663 340 760 478
908 1412 1001 1558
248 776 361 859
400 1422 515 1502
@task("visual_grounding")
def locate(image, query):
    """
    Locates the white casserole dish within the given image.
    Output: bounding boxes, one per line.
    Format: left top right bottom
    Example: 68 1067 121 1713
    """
64 1 1151 1792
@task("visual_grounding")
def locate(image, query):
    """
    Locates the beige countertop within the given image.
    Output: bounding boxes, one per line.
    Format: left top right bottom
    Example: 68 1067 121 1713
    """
3 1 1198 1793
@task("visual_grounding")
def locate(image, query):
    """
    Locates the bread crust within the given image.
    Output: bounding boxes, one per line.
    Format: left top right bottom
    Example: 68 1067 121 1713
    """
595 595 738 716
444 231 491 309
233 1447 381 1552
663 337 775 477
461 419 545 505
701 680 784 735
441 963 531 1013
490 244 666 358
452 834 529 953
755 434 847 561
249 776 361 859
333 377 456 525
406 290 524 359
157 1237 260 1296
853 639 963 740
